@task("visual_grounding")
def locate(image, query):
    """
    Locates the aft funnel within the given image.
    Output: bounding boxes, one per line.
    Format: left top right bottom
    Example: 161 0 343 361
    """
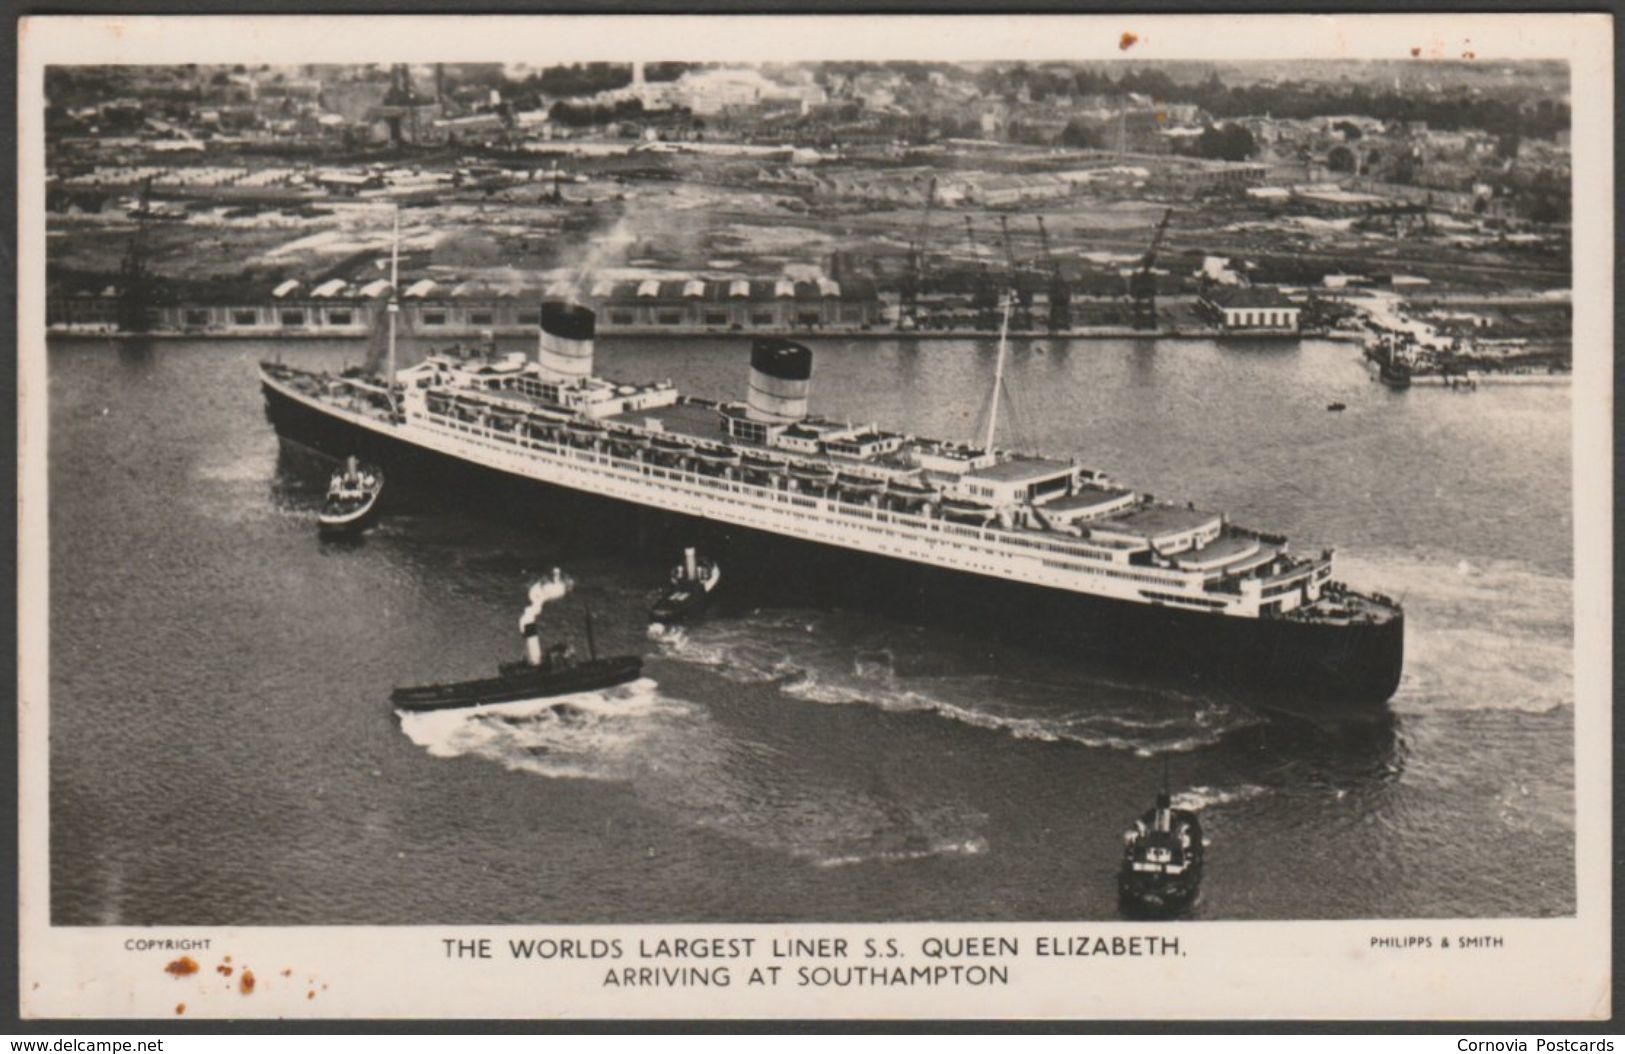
538 301 596 383
745 338 813 423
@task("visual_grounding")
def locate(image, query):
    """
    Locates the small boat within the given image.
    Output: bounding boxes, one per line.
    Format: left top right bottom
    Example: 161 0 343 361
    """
1117 780 1204 918
318 456 383 535
525 414 565 442
649 435 692 467
885 477 937 510
693 446 741 477
1326 401 1347 412
391 655 642 713
392 572 642 713
650 547 721 624
564 418 606 447
939 496 997 525
836 472 886 499
788 462 836 491
741 453 786 484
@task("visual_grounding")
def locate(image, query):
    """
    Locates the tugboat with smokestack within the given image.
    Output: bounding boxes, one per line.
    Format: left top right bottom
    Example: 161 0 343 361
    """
1117 765 1205 918
317 455 384 536
390 570 642 713
650 547 721 625
259 271 1404 706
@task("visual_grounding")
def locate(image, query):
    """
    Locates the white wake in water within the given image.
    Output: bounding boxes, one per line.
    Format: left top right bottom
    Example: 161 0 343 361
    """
395 677 695 781
655 612 1259 756
1170 784 1270 813
814 836 990 870
393 665 990 867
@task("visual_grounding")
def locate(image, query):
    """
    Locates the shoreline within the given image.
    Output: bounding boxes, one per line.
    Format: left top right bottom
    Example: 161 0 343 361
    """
45 324 1364 344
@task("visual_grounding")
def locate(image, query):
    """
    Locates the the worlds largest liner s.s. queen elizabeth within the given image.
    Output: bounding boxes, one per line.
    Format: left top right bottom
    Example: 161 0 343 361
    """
260 299 1403 704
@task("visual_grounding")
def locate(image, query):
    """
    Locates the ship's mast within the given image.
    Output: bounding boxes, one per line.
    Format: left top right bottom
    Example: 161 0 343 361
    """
386 206 400 416
982 293 1012 452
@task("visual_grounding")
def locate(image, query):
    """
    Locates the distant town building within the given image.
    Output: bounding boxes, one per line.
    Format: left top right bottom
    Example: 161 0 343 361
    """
1199 286 1301 332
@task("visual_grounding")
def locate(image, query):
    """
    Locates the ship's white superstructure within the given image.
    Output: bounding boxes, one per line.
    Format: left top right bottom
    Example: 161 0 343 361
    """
262 305 1383 628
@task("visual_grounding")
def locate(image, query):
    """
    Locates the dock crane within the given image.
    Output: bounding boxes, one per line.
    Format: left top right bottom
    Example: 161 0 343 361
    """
1036 216 1071 332
1129 207 1172 331
117 177 155 333
997 214 1033 330
965 216 999 330
899 176 937 329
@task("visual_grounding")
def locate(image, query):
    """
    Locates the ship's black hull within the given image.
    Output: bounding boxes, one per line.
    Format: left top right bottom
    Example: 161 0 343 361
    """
264 379 1404 706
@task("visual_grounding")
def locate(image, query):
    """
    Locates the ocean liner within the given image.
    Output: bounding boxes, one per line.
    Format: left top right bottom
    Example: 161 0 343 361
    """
260 300 1404 704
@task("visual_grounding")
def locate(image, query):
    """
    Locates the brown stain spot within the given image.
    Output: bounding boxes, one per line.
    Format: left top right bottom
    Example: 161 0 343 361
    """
224 955 232 963
281 968 292 978
321 984 327 990
1119 32 1138 51
175 1003 185 1016
1410 46 1422 57
32 983 39 991
1461 51 1475 60
307 990 316 1000
216 964 233 977
240 969 256 995
164 956 199 977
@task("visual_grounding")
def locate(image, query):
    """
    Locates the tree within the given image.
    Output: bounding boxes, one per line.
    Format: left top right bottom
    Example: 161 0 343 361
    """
1057 119 1105 149
1192 123 1258 162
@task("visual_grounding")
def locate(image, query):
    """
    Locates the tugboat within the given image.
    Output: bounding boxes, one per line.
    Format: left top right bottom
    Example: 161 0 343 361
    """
391 570 642 713
1117 775 1205 917
317 456 384 536
649 547 720 625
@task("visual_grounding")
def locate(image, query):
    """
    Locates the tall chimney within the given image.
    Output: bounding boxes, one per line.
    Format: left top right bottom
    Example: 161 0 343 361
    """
537 301 596 383
745 338 812 423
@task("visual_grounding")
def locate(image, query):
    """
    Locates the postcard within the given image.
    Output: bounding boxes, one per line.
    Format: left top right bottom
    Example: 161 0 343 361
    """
17 11 1611 1021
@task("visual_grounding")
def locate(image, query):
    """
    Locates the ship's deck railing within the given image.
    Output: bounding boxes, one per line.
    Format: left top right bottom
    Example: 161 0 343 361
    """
409 399 1220 593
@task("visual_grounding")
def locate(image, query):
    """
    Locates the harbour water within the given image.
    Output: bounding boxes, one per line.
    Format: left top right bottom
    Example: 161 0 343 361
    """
46 333 1574 924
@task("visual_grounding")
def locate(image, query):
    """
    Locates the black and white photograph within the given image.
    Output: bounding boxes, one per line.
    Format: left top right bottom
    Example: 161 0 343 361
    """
16 12 1611 1021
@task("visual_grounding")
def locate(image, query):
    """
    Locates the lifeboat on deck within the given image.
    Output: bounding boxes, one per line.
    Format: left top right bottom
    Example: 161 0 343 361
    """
565 419 606 448
741 453 786 484
606 432 642 459
693 446 741 476
649 435 692 468
885 478 937 511
486 408 523 434
836 472 885 501
789 461 837 492
940 496 997 525
525 415 565 443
